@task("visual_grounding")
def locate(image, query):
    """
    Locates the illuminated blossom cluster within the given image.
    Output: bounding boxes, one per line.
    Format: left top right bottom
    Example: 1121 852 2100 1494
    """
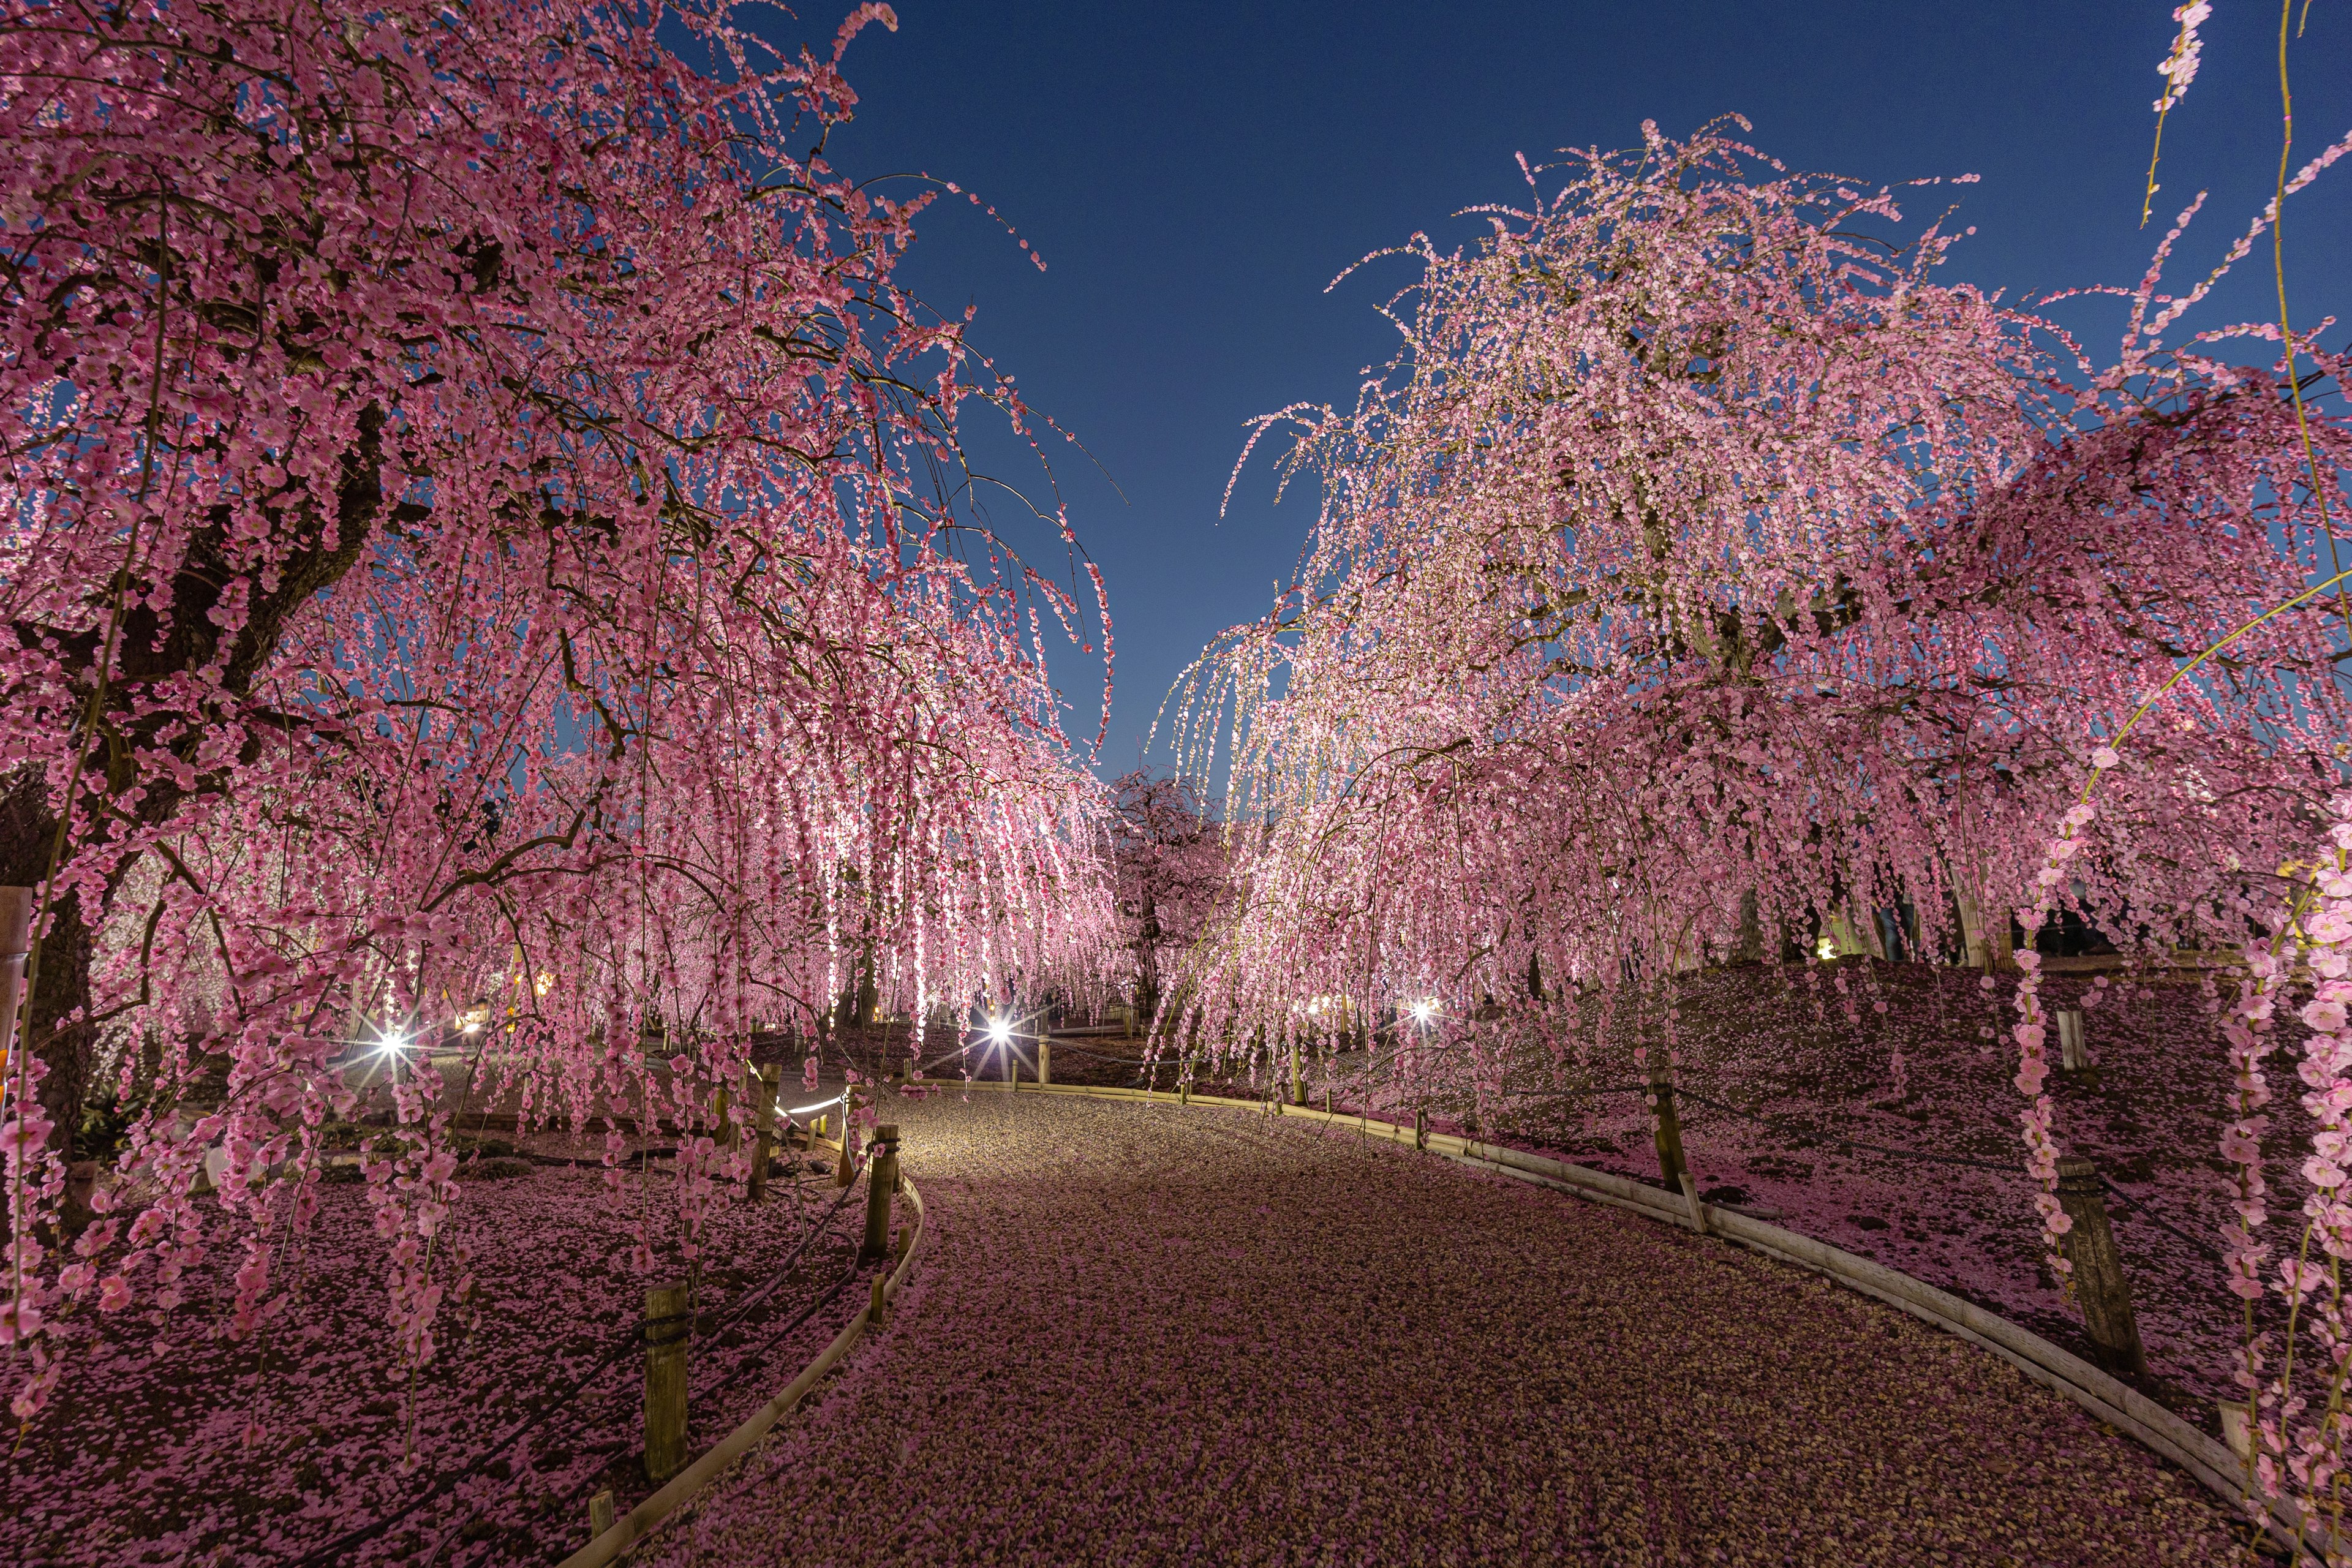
2154 1 2212 114
1173 124 2349 1107
2248 806 2352 1512
0 0 1114 1420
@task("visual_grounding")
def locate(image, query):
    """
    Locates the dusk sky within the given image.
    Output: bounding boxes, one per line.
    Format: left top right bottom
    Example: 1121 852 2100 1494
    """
801 1 2352 774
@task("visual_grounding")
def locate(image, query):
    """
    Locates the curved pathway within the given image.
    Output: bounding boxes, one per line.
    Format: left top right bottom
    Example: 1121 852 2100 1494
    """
647 1095 2241 1566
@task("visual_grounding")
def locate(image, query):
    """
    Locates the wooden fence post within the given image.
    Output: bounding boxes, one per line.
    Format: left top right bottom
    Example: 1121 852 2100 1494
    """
2219 1400 2253 1462
1414 1107 1427 1152
1647 1067 1687 1192
2054 1156 2147 1376
588 1487 615 1540
643 1283 691 1483
1677 1171 1711 1235
1037 1040 1050 1087
1955 884 1989 973
861 1124 900 1263
0 887 31 1123
0 886 26 1015
2057 1009 2088 1074
748 1063 781 1202
62 1160 99 1236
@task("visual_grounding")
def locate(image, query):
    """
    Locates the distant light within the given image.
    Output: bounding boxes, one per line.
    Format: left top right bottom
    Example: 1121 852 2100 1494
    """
1409 1000 1436 1026
1816 937 1838 962
377 1031 409 1056
986 1016 1012 1046
461 1020 483 1035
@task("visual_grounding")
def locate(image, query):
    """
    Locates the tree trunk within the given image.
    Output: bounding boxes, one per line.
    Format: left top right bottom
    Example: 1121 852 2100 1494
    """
0 771 94 1163
1733 888 1763 964
1136 890 1162 1027
0 407 390 1164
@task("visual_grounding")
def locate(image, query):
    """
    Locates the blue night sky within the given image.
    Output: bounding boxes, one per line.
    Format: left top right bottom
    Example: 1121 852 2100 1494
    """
785 1 2352 777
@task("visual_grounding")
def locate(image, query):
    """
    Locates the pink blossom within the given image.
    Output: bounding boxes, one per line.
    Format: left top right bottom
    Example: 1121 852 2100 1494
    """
2281 1259 2330 1298
2153 1 2211 113
0 1297 42 1345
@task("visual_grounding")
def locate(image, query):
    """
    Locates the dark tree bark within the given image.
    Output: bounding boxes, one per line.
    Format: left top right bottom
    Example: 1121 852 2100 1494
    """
3 406 391 1161
0 772 94 1161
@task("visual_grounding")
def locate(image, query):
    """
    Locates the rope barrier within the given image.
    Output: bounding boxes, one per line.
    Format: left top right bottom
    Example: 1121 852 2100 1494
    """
1402 1079 2240 1326
1436 1083 2234 1285
697 1184 857 1346
1326 1077 2029 1178
1825 1136 2021 1175
2098 1175 2230 1267
712 1242 867 1384
288 1322 644 1566
1498 1083 1656 1099
909 1043 979 1078
1042 1041 1163 1066
287 1177 858 1565
1651 1087 2022 1174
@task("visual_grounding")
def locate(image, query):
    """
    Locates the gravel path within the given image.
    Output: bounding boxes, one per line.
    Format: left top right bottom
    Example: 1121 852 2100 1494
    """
644 1093 2248 1567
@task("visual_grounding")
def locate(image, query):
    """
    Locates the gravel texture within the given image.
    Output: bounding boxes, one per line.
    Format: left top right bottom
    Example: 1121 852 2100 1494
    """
651 1090 2251 1567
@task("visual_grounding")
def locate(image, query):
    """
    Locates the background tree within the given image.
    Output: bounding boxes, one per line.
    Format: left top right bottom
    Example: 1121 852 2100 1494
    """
1107 769 1225 1027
